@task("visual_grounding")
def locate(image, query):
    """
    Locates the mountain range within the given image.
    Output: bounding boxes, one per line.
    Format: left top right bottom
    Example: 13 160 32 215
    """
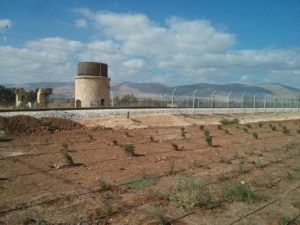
4 82 300 99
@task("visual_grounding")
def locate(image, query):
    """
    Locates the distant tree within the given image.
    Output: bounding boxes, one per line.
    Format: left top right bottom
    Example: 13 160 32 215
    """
0 85 15 105
26 90 38 102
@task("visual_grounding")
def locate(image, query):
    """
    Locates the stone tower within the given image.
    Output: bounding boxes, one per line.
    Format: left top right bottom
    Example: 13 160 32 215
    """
75 62 110 108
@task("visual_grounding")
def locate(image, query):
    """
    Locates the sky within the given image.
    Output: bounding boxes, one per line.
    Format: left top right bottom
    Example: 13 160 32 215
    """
0 0 300 88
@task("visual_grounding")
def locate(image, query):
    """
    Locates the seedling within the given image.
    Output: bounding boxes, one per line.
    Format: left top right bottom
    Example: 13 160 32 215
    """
150 135 155 142
180 127 186 138
124 144 135 156
63 151 74 166
224 129 229 135
246 124 252 129
171 143 180 151
124 131 130 137
0 130 11 142
253 132 258 139
282 126 290 135
97 177 111 191
258 123 263 128
204 129 210 137
112 139 118 145
205 135 213 146
217 125 222 130
168 159 175 174
217 172 229 182
199 125 205 130
88 134 95 141
61 142 69 151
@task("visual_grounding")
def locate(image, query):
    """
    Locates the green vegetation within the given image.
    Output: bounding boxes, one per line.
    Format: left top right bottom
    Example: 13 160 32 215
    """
124 144 135 156
282 126 290 135
112 139 118 145
123 173 159 188
220 118 239 125
63 151 74 166
40 119 58 133
156 175 212 209
253 132 258 139
180 127 186 138
171 143 180 151
97 177 111 191
205 135 213 146
217 172 229 182
0 130 11 142
223 181 260 202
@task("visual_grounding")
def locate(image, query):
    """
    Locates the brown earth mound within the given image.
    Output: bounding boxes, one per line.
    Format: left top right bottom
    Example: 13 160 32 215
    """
0 115 83 134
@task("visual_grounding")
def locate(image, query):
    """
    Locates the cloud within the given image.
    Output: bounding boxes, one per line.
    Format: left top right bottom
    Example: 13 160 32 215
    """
0 10 300 88
74 19 87 28
0 19 12 29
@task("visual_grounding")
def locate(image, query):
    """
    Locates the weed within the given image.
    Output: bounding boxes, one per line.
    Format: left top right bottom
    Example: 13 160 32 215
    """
112 139 118 145
217 125 222 130
171 143 180 151
205 135 213 146
278 214 290 225
243 128 248 133
199 125 205 130
154 212 170 225
267 176 276 189
97 177 111 191
88 134 95 141
0 130 11 142
61 142 68 151
282 126 290 135
124 131 130 137
278 123 282 127
258 123 263 128
253 132 258 139
220 118 239 125
238 163 245 174
63 151 74 166
217 172 229 182
159 175 212 209
102 200 113 215
124 144 135 156
123 173 159 188
223 181 260 202
271 125 277 131
236 125 240 129
246 124 252 129
224 129 229 135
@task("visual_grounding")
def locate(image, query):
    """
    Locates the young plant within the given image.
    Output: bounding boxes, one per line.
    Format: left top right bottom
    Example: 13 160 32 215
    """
205 135 213 146
224 129 229 135
97 177 111 191
258 123 263 128
204 129 210 137
0 130 10 142
220 118 239 125
282 126 290 135
217 125 223 130
246 124 252 129
199 125 205 130
61 142 69 151
124 144 135 156
112 139 118 145
124 131 130 137
150 135 155 142
252 132 258 139
171 143 180 151
63 151 74 166
88 134 95 141
297 129 300 134
243 128 248 133
180 127 186 138
217 172 229 182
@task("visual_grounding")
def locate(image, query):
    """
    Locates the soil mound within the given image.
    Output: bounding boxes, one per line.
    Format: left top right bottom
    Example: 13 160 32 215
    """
0 115 84 134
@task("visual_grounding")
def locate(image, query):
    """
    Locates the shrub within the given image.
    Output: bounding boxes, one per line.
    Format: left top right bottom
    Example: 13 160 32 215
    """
171 143 180 151
97 177 111 191
282 126 290 135
158 175 212 209
199 125 205 130
220 118 239 125
223 181 260 202
253 132 258 139
205 136 213 146
124 144 135 156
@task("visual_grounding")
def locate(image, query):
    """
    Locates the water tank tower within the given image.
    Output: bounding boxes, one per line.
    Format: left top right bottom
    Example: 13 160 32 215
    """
75 62 111 108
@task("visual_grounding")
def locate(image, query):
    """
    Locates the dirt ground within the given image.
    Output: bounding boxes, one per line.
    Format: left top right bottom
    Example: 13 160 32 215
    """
0 112 300 225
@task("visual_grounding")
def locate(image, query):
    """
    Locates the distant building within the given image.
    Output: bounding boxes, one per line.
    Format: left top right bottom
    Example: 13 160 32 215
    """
75 62 111 108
